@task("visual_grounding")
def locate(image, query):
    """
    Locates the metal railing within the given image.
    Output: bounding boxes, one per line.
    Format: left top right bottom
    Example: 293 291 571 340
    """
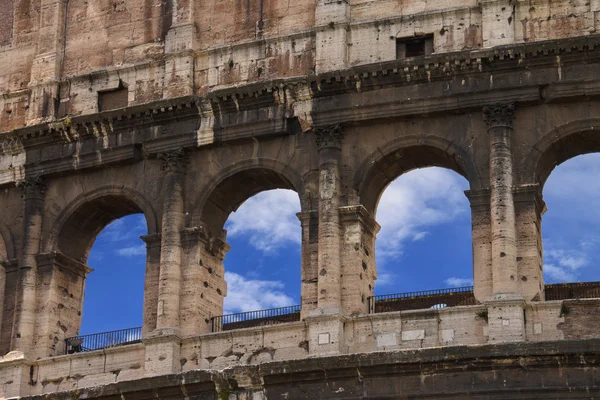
64 327 142 355
369 281 600 314
368 286 477 314
211 305 302 332
545 281 600 301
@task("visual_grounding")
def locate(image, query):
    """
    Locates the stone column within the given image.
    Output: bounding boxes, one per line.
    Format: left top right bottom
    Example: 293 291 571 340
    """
465 189 493 302
297 211 319 319
483 104 525 343
315 125 343 315
514 184 545 301
154 150 188 334
483 103 519 296
140 233 161 337
11 177 46 356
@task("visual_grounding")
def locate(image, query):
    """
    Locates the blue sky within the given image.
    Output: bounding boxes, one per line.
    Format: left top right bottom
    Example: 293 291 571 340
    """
80 154 600 335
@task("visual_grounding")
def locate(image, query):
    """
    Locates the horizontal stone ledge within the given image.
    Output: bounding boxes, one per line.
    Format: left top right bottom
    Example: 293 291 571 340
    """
19 338 600 399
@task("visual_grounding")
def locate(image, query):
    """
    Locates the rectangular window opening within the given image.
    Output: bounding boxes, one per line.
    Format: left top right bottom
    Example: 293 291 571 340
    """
396 35 434 60
98 82 129 112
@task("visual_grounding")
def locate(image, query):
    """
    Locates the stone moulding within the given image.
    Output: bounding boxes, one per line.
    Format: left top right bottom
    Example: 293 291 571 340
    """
18 338 600 399
2 33 600 148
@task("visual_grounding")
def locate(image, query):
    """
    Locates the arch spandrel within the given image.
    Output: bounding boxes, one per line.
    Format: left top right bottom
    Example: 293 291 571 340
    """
352 136 481 216
522 118 600 189
189 158 308 236
44 185 159 262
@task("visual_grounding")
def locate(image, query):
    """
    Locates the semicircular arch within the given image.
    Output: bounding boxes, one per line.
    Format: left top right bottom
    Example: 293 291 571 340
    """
353 135 480 216
190 158 306 237
45 185 159 262
522 118 600 189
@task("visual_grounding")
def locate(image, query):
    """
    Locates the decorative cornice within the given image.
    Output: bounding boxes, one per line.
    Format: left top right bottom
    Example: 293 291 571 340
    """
315 124 344 149
483 103 516 129
16 176 46 198
158 149 189 174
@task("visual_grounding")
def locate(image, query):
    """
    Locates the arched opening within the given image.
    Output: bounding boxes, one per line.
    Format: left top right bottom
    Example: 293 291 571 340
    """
192 166 304 332
80 214 147 335
223 189 302 315
47 190 157 354
525 125 600 300
355 142 477 313
375 167 472 295
542 153 600 290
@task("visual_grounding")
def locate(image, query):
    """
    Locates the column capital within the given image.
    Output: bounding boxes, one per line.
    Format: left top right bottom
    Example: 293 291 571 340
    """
483 103 516 129
16 176 46 198
315 124 344 150
158 149 189 174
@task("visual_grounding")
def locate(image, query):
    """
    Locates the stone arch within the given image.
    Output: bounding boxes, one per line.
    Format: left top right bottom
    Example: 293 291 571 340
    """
522 118 600 189
353 136 480 216
45 185 159 263
190 158 306 237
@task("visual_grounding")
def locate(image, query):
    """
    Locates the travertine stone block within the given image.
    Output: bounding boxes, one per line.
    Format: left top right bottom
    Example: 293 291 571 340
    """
485 295 526 343
143 334 182 378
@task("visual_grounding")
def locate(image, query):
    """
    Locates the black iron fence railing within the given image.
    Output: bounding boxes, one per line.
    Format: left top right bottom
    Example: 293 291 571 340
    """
211 305 302 332
64 327 142 355
369 282 600 314
368 286 477 314
545 281 600 301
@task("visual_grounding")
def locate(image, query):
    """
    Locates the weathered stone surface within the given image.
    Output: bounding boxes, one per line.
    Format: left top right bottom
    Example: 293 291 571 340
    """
1 1 600 398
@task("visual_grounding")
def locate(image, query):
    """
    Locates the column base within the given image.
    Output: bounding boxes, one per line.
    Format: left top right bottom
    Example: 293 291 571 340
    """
142 333 182 378
306 315 347 356
0 352 32 398
484 293 526 343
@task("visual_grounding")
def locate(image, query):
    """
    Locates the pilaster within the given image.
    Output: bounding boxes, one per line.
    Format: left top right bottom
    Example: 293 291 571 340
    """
315 0 350 73
141 233 162 337
154 150 188 335
297 211 319 319
339 205 380 315
164 0 196 98
314 125 343 315
465 188 493 302
33 252 92 358
11 176 46 357
28 0 69 123
514 184 546 301
483 103 520 298
179 226 228 337
479 0 516 48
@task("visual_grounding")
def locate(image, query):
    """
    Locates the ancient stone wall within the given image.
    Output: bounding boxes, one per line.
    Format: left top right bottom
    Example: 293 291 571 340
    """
1 2 600 398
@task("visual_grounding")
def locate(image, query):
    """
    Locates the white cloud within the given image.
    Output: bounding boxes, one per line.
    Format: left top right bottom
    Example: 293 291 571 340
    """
544 264 578 283
444 277 474 287
224 272 295 314
412 231 429 241
376 168 469 260
101 214 147 243
225 189 301 253
116 244 146 257
543 244 590 283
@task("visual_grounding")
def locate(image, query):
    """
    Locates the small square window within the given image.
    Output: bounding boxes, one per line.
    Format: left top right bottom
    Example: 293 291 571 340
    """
396 35 434 60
